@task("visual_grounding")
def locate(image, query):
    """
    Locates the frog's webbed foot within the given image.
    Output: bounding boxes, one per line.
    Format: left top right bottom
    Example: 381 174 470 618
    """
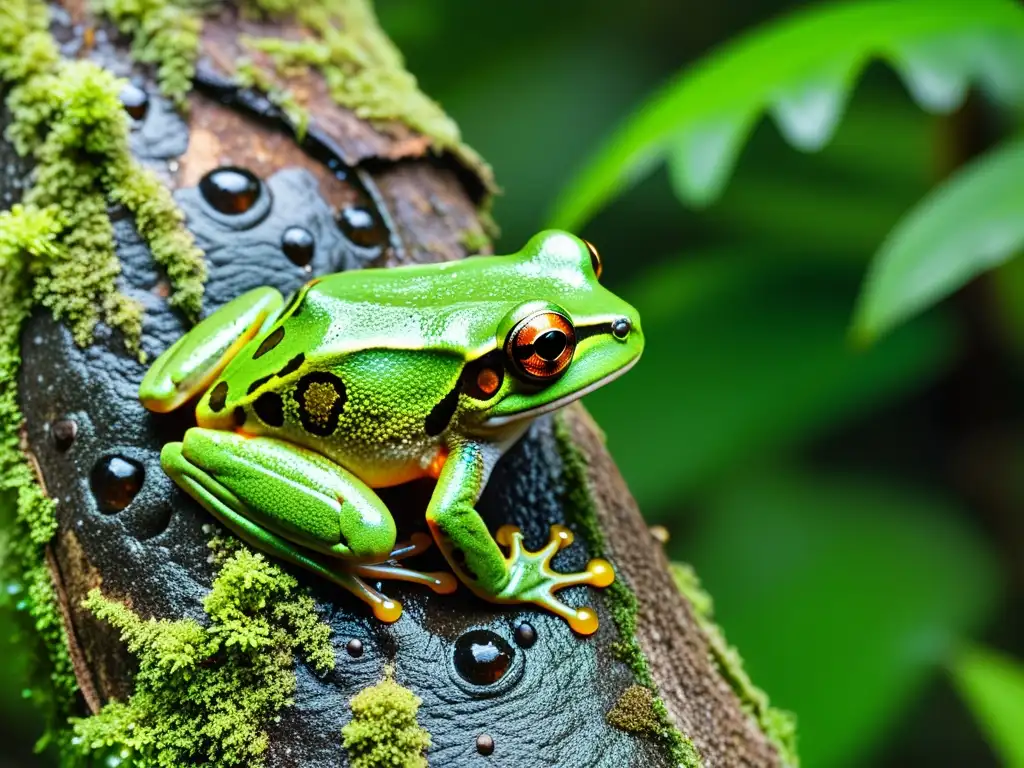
493 525 615 635
351 533 458 596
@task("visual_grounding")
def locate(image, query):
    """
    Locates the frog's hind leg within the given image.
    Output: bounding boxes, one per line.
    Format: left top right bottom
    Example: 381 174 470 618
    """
351 533 458 595
163 440 404 622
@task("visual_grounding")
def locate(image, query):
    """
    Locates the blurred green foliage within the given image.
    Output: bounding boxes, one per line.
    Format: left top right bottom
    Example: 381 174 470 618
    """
854 138 1024 342
952 646 1024 767
548 0 1024 225
4 0 1024 766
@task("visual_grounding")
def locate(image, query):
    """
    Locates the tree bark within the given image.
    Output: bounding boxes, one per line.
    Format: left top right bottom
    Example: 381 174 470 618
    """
9 4 790 766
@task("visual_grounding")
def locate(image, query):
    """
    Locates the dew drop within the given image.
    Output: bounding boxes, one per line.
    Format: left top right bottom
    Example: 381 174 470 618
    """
514 622 537 649
336 205 386 248
199 167 262 215
51 419 78 452
476 734 495 756
281 226 315 266
346 639 364 658
119 82 149 121
90 456 144 513
453 630 513 686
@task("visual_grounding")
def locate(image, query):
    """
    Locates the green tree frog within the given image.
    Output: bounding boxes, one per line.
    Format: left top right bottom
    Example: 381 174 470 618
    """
139 230 643 634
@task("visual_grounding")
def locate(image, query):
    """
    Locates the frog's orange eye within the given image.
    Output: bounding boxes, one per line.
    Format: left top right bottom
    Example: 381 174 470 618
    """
506 311 576 382
583 239 602 280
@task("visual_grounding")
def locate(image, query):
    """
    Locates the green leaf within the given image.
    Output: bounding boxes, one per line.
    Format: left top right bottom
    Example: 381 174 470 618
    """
584 252 957 510
951 646 1024 767
549 0 1024 230
853 137 1024 342
677 471 999 767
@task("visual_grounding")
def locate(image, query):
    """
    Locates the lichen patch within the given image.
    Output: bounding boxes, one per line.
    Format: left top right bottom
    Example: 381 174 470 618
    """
607 684 662 736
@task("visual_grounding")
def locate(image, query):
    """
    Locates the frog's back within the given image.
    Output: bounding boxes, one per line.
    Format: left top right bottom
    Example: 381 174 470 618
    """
296 256 525 361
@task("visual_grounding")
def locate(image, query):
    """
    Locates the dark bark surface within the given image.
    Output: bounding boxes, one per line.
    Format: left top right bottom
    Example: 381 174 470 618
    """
7 7 784 767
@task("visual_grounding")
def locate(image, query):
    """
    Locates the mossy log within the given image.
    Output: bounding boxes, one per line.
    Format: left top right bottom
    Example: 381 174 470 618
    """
2 2 795 766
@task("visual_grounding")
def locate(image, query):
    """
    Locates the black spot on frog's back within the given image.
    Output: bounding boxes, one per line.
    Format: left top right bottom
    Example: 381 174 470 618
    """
277 353 305 378
425 383 460 437
208 381 229 412
253 326 285 359
254 391 285 427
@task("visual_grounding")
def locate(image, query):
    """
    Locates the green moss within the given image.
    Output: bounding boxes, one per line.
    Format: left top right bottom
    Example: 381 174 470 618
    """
553 414 702 768
670 563 799 767
606 684 661 736
94 0 202 108
240 0 494 188
0 0 206 752
341 665 430 768
0 206 87 753
72 546 334 767
2 1 206 346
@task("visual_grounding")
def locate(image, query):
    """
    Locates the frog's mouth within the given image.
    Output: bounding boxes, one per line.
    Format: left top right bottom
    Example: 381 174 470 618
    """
483 354 640 428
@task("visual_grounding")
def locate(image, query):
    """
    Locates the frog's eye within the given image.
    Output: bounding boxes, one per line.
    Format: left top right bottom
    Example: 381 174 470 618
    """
505 311 576 382
582 239 602 280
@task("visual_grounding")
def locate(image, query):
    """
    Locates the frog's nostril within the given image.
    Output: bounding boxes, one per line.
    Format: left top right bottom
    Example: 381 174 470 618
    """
611 317 631 340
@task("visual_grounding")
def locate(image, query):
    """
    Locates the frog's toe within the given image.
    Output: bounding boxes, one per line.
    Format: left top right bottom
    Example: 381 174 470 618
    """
373 599 403 623
496 525 615 635
347 574 404 623
353 562 459 595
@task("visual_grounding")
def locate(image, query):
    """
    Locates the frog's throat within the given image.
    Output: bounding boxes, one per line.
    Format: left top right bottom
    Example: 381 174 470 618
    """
483 356 639 428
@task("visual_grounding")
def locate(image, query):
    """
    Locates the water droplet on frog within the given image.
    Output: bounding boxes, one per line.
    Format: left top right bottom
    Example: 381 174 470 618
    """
336 205 386 248
199 167 261 215
346 639 364 658
119 82 149 121
281 226 315 266
90 456 144 513
476 734 495 756
453 630 513 685
51 419 78 452
514 622 537 649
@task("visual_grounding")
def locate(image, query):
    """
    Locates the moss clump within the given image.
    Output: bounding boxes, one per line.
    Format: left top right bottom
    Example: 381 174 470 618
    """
0 206 77 753
240 0 492 184
72 545 334 767
607 684 661 736
341 665 431 768
671 563 799 767
554 413 702 768
94 0 202 108
0 4 207 747
2 0 206 347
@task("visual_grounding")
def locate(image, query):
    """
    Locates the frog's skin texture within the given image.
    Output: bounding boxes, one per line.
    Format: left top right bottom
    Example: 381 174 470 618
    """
139 230 643 633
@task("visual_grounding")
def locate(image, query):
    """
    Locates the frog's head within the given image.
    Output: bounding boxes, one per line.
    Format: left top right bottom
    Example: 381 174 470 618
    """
464 230 643 432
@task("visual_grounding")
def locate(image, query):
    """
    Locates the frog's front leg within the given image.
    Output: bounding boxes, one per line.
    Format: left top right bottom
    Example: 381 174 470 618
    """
426 440 615 635
140 286 284 412
162 428 455 622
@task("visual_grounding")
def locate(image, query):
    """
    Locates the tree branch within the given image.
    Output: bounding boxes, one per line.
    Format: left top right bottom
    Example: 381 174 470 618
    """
2 2 795 765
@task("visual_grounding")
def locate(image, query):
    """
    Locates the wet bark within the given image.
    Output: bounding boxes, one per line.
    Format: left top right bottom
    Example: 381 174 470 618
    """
8 4 786 766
